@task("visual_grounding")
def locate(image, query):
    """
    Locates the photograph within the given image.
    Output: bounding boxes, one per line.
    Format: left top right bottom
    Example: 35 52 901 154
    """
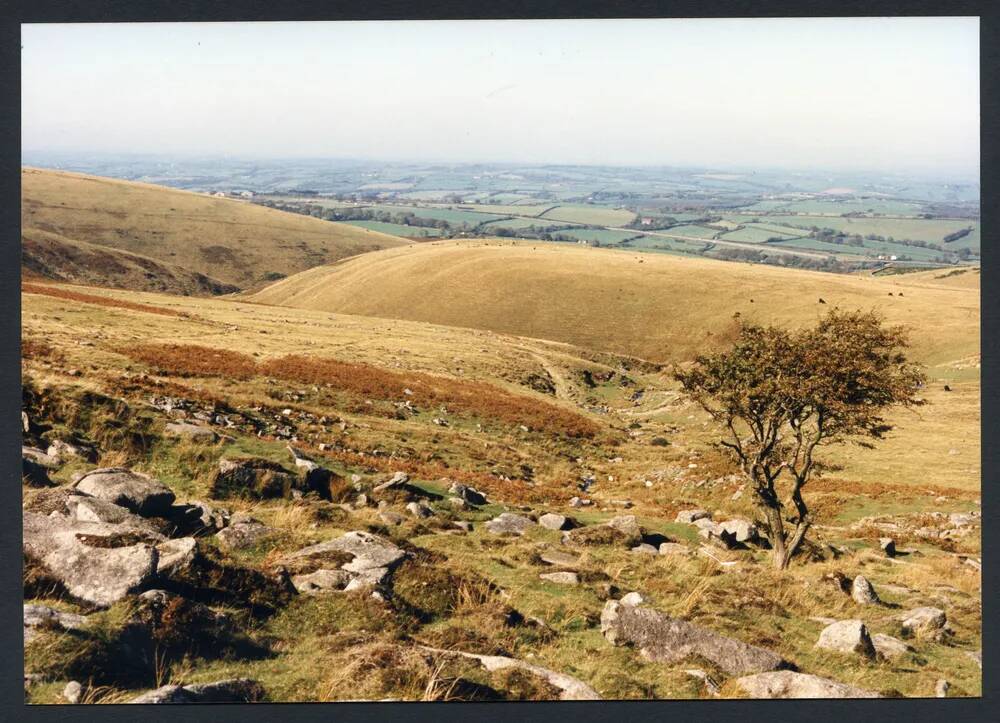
19 16 981 703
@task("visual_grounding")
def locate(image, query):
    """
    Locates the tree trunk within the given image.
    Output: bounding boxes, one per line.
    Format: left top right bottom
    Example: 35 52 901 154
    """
754 483 788 569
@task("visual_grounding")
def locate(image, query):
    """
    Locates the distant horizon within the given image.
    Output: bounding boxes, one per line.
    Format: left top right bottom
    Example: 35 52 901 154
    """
20 148 981 185
22 19 979 177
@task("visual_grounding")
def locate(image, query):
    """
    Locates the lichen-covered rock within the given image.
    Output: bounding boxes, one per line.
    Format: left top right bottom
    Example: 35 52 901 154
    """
871 633 912 660
215 514 273 550
538 513 572 530
815 619 876 658
539 571 579 585
23 511 159 607
275 531 407 593
485 513 535 536
733 671 881 698
676 509 711 524
851 575 880 605
74 468 176 517
901 606 948 639
601 600 786 676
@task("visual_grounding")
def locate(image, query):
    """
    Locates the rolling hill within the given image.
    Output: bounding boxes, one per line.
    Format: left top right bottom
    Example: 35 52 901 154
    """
21 167 407 292
248 239 979 367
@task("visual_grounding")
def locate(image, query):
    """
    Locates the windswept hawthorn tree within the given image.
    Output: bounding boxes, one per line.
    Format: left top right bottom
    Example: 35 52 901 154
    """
676 310 925 569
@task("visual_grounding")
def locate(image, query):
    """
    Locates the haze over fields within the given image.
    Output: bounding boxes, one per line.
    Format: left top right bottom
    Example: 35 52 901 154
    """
21 17 980 705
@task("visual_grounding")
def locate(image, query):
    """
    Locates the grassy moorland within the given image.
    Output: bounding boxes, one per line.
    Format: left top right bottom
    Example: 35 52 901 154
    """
248 239 979 368
21 168 407 291
22 256 980 701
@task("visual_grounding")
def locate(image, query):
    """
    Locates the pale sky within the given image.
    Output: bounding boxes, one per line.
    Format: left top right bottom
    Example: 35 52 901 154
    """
22 18 980 175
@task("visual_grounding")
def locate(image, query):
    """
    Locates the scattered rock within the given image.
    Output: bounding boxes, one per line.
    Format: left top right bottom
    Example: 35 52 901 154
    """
871 633 912 660
632 543 658 555
815 619 876 658
74 468 176 517
851 575 880 605
539 571 579 586
405 501 433 518
485 513 534 536
373 471 409 493
901 606 947 640
448 482 486 505
675 509 711 524
215 515 274 550
164 422 217 441
453 520 473 533
733 671 880 699
717 518 758 543
935 679 950 698
538 513 572 531
967 650 982 668
659 542 690 556
601 600 786 676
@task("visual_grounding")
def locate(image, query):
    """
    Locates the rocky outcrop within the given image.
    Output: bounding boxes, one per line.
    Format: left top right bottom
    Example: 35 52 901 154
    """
73 468 176 517
274 531 408 593
871 633 912 660
733 671 880 699
23 510 160 607
164 421 218 441
601 599 786 676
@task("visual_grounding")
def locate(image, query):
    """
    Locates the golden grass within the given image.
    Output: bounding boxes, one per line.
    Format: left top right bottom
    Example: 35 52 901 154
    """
22 167 407 289
247 239 979 367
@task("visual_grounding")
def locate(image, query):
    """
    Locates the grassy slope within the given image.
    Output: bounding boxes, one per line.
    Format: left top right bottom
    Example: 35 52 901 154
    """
22 227 239 295
247 239 979 368
21 282 981 701
21 167 407 290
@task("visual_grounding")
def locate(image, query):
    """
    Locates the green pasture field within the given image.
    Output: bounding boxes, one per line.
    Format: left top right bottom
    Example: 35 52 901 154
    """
658 224 720 239
540 204 637 226
481 217 572 231
718 226 804 244
369 205 506 226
